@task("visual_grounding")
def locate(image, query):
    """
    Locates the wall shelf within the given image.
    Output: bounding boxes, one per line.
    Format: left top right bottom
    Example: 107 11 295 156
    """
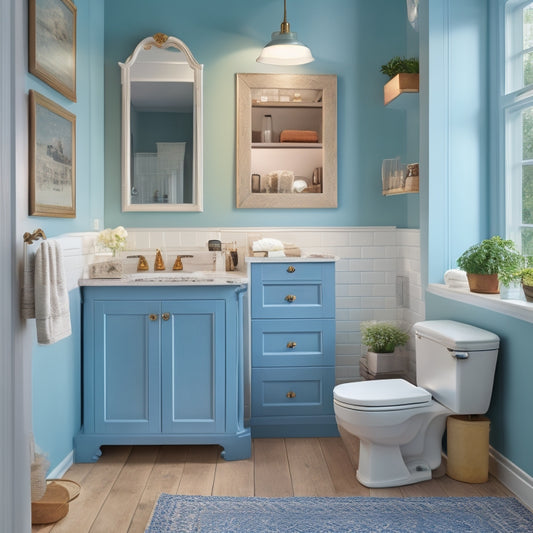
384 73 419 106
382 187 419 196
252 143 322 149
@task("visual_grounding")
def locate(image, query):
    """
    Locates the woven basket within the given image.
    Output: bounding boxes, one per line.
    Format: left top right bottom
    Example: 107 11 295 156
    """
31 480 80 525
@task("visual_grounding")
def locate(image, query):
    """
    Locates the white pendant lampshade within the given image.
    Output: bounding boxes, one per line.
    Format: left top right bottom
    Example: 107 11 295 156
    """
256 0 314 65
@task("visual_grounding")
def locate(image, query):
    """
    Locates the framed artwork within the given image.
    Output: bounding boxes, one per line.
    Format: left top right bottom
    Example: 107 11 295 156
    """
29 90 76 218
29 0 77 102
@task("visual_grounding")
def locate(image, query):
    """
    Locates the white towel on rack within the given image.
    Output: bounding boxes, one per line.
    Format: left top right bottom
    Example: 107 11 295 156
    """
34 240 72 345
21 245 36 319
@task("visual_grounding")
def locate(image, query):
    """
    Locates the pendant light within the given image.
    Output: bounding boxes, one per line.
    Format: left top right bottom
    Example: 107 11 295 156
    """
256 0 314 65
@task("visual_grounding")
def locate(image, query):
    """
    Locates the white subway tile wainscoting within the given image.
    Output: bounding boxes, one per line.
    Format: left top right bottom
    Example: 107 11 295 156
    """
118 227 423 384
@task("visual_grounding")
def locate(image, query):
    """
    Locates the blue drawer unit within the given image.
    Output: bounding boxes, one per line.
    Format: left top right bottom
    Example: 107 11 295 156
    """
75 285 251 463
249 260 338 437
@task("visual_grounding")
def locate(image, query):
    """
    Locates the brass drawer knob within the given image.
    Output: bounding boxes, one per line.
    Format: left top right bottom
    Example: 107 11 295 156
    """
286 391 296 399
149 314 158 321
161 312 170 321
287 341 297 349
285 294 296 303
287 266 296 273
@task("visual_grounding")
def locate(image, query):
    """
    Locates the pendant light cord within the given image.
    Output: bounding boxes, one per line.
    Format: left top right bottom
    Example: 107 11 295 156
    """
281 0 290 34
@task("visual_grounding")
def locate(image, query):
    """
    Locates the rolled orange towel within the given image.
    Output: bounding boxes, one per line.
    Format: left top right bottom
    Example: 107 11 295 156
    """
279 130 319 143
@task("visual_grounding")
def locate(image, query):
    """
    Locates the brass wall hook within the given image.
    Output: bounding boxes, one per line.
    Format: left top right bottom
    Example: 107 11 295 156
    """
23 228 47 245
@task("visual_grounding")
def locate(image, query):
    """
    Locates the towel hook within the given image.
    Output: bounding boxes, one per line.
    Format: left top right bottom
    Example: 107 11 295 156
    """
23 228 47 245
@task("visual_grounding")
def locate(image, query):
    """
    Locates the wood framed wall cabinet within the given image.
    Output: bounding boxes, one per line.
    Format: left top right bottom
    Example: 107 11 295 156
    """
236 73 337 208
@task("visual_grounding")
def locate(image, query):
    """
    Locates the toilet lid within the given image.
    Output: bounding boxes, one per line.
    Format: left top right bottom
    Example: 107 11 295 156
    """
333 379 431 408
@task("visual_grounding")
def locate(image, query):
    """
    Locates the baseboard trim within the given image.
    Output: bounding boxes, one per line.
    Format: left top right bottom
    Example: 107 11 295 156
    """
489 446 533 512
47 450 74 480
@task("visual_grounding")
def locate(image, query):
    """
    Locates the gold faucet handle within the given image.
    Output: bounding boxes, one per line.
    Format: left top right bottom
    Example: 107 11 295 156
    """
154 249 165 271
173 255 193 271
127 255 149 271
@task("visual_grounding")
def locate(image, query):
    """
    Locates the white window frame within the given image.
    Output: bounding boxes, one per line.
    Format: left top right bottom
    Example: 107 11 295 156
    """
504 0 533 252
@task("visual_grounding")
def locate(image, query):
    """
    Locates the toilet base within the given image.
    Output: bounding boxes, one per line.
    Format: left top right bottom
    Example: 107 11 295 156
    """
356 440 432 488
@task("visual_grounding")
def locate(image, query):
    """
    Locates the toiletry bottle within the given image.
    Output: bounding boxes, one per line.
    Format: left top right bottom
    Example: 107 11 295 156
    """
261 114 272 143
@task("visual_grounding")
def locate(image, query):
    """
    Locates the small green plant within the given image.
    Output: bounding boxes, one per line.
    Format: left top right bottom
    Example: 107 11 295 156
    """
456 236 522 275
360 321 409 354
380 56 419 79
520 267 533 286
498 255 533 286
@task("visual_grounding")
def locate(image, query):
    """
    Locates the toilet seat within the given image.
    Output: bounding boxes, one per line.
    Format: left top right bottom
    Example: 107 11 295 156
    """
334 379 432 410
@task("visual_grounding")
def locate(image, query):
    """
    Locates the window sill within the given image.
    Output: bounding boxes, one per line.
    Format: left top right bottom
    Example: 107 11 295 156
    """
427 284 533 325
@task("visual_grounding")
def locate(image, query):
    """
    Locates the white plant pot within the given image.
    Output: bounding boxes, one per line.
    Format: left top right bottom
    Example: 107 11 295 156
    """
366 349 404 374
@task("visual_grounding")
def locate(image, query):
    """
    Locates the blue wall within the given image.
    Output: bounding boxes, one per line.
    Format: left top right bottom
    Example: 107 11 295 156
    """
27 0 105 473
104 0 418 228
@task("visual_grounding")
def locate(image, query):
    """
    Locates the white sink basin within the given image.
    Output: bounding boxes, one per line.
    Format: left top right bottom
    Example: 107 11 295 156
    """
126 271 214 283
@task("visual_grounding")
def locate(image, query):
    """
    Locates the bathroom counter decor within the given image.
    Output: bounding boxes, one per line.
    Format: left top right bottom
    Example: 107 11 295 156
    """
75 283 250 462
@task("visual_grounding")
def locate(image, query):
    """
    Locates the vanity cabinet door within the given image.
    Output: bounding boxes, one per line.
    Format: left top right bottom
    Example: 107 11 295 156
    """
161 299 226 433
93 300 161 434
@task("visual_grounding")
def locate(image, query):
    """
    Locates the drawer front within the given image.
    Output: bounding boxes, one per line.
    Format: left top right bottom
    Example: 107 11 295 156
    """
251 367 335 417
251 263 335 319
252 319 335 368
255 262 333 281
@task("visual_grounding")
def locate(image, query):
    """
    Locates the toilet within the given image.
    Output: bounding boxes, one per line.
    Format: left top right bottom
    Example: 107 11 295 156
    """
333 320 500 488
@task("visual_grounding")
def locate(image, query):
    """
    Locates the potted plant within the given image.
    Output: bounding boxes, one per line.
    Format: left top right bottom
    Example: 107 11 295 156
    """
361 321 409 374
519 268 533 301
456 236 522 294
500 258 533 301
380 56 419 105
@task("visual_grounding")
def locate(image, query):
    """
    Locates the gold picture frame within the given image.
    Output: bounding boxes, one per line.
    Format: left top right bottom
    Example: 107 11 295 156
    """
29 0 77 102
29 90 76 218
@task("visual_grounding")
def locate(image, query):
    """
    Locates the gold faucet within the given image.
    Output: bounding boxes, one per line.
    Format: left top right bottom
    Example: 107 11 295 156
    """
173 254 193 271
154 249 165 271
127 255 149 271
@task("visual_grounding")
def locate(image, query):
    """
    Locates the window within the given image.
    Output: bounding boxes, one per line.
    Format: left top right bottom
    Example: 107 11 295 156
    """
505 1 533 255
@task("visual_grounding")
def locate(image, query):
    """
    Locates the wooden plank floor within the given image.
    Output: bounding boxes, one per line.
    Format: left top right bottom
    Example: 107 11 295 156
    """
32 437 512 533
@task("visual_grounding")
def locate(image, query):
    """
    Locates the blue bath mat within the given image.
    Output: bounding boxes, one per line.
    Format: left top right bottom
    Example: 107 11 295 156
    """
145 494 533 532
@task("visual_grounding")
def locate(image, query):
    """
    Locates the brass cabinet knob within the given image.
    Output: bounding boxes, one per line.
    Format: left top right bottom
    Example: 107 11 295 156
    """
287 341 297 349
285 294 296 303
161 312 170 321
286 391 296 399
149 314 158 321
287 266 296 273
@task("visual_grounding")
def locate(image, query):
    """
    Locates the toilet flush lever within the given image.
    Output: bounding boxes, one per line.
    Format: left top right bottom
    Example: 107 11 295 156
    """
451 351 469 360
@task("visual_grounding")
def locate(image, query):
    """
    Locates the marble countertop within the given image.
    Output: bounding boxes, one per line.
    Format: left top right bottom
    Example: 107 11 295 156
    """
79 270 248 287
245 254 338 263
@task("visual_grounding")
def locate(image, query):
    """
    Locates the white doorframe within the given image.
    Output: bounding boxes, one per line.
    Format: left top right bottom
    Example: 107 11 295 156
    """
1 0 32 531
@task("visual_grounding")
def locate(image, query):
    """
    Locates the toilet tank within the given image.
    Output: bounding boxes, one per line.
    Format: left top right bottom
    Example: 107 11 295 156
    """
414 320 499 415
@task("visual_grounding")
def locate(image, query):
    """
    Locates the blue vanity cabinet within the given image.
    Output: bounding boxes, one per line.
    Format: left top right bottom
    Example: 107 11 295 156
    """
249 260 338 437
75 285 251 462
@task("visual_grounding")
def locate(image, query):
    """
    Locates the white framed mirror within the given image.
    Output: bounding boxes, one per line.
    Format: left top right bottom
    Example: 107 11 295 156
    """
120 33 203 212
236 73 337 208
